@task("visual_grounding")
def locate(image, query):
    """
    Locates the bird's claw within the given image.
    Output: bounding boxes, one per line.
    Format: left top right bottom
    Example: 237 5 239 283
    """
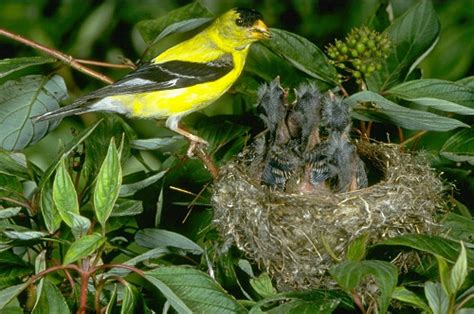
186 139 209 158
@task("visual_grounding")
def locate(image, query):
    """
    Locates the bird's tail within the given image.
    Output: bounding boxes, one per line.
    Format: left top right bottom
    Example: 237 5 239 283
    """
31 102 91 122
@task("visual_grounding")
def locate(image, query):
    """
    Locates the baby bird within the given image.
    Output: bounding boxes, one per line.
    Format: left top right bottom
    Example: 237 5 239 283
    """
308 95 367 192
257 78 298 190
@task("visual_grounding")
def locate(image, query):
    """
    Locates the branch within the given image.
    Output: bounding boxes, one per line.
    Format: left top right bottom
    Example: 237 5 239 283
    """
194 147 220 179
30 264 82 283
0 28 114 84
76 58 136 70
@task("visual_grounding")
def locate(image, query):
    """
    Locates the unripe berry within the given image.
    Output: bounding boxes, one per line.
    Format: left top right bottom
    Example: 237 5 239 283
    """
356 42 366 53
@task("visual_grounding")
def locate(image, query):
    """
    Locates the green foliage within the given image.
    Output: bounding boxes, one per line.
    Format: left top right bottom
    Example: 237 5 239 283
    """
0 75 66 150
145 266 247 313
0 0 473 313
94 138 122 228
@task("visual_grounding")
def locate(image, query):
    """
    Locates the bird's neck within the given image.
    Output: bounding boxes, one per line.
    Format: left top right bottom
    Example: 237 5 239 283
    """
205 27 251 54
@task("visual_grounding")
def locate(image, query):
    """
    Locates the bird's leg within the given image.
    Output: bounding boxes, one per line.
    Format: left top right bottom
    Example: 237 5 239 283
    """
165 116 219 178
166 115 208 157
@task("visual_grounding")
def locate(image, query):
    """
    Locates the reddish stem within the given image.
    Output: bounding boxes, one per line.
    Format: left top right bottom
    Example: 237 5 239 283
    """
351 289 366 314
0 28 113 84
193 148 219 179
78 271 90 314
75 58 136 69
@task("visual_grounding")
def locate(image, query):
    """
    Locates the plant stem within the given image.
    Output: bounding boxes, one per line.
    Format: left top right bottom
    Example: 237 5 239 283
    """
75 58 136 69
0 28 114 84
193 147 219 179
78 270 91 314
30 264 82 283
400 130 427 147
351 289 366 314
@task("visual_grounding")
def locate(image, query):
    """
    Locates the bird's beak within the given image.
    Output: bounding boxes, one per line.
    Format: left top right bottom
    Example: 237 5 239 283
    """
252 20 272 39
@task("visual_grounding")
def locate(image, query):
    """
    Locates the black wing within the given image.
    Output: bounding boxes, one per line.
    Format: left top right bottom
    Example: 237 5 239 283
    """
75 53 234 104
31 54 234 122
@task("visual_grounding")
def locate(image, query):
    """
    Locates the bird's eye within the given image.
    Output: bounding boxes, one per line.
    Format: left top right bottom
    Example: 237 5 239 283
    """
235 18 244 26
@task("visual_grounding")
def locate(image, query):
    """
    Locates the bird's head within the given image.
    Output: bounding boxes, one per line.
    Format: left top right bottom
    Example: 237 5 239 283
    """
212 8 271 51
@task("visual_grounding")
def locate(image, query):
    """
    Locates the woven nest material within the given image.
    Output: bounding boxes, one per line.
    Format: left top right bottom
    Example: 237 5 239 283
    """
212 142 446 290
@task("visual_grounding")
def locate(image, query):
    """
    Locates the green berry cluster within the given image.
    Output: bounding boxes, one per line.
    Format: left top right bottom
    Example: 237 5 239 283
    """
326 26 391 84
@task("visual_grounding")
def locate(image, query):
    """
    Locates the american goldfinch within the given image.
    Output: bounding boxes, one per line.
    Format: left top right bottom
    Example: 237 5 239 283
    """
33 8 270 153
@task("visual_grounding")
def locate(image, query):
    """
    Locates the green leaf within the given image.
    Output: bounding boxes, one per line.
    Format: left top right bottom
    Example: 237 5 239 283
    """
267 299 338 314
250 290 347 313
137 2 212 45
0 56 56 79
0 208 21 219
457 76 474 89
135 228 203 255
449 242 468 294
2 230 47 240
330 260 398 313
346 91 468 131
246 44 311 88
263 28 338 85
63 233 105 265
0 250 30 267
442 213 474 242
0 282 29 310
105 248 169 277
32 279 70 314
392 286 431 312
94 138 122 227
130 136 186 151
436 255 451 296
195 119 250 157
379 234 474 268
368 0 440 91
119 170 167 197
105 284 118 314
425 282 449 314
0 75 67 150
40 180 62 234
110 199 143 217
144 266 245 314
250 273 277 298
346 233 369 262
121 282 141 314
69 213 91 239
33 251 46 311
0 267 32 291
440 129 474 164
53 159 79 228
38 119 102 189
0 152 29 180
406 98 474 115
386 79 474 108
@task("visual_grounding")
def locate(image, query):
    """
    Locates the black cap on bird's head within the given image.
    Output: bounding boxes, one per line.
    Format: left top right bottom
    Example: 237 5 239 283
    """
235 8 263 27
231 7 271 40
213 8 271 50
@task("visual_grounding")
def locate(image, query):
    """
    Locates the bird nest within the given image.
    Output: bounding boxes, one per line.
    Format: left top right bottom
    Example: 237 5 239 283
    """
212 142 445 290
211 79 446 290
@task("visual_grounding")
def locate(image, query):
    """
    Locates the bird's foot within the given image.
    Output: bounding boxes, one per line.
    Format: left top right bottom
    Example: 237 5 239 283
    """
186 137 209 158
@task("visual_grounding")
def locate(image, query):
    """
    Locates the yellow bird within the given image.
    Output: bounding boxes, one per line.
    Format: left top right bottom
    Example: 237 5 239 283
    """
34 8 270 153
